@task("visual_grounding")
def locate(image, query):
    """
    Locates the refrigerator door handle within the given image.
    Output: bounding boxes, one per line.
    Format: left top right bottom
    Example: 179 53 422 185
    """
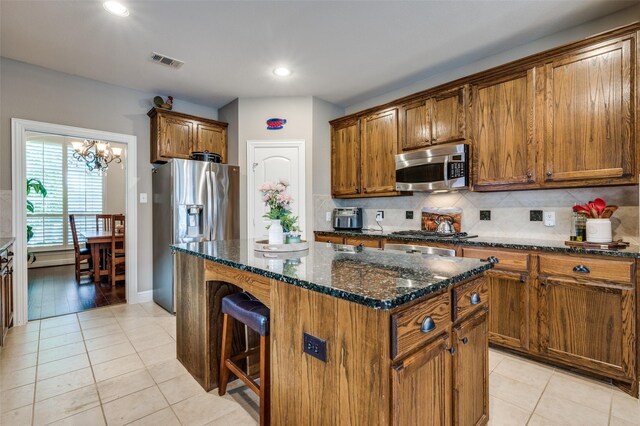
211 171 218 241
205 170 214 241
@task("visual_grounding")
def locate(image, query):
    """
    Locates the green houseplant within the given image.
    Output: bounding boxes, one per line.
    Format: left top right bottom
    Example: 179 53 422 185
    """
26 178 47 262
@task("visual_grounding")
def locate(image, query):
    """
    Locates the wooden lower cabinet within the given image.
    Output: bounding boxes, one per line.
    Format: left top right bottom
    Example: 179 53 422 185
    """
1 246 13 346
539 277 635 380
315 234 345 244
454 308 489 426
392 333 452 426
487 271 529 350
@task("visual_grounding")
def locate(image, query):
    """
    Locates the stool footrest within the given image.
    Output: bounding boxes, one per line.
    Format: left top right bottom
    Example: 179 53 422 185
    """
225 359 261 395
229 346 260 363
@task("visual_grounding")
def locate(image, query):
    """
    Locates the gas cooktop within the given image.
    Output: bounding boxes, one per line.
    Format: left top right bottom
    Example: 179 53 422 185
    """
389 230 478 240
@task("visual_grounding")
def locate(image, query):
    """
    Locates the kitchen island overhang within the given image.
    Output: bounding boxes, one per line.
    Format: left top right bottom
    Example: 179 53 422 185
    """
172 240 493 425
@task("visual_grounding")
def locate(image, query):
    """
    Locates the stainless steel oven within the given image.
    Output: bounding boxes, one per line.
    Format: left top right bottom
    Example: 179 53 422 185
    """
395 143 468 191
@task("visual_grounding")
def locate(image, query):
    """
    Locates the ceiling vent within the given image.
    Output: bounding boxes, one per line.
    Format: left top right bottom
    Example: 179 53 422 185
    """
150 52 184 69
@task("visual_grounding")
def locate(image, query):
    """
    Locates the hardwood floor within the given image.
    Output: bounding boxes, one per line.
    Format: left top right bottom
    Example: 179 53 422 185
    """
28 265 125 321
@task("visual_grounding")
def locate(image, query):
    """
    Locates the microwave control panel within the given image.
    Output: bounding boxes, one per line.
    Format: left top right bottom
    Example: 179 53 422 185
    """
448 158 466 179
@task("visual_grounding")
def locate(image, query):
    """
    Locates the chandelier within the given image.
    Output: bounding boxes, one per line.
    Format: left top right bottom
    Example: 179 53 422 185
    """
71 140 122 175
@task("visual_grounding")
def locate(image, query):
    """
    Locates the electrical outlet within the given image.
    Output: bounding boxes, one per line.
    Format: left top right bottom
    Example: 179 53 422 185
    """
376 211 384 221
530 210 543 221
325 211 331 222
406 211 413 220
480 210 491 221
303 332 327 362
544 211 555 227
139 193 148 203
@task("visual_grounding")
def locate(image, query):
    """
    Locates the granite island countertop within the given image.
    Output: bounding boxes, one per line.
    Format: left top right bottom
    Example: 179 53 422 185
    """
315 229 640 258
0 238 14 253
172 239 493 310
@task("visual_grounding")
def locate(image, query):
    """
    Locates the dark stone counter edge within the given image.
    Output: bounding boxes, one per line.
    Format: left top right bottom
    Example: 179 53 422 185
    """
0 238 14 253
314 230 640 259
171 245 493 310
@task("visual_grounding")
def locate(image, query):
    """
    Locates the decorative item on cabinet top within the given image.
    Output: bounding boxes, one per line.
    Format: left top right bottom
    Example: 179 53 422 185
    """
266 118 287 130
153 95 173 110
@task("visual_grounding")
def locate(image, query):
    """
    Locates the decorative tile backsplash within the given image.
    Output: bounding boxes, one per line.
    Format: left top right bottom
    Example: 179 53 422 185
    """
315 185 640 244
0 190 12 237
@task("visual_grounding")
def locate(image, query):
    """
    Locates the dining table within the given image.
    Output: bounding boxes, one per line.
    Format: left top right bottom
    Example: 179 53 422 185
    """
79 230 124 283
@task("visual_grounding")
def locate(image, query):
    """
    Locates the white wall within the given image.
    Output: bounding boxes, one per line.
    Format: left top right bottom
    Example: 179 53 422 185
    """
236 97 314 240
104 141 127 215
218 98 239 167
312 97 344 195
346 3 640 114
0 58 218 292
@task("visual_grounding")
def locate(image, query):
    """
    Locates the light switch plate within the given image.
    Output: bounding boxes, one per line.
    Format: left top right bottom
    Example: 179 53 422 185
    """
325 212 332 222
544 211 555 227
139 193 148 203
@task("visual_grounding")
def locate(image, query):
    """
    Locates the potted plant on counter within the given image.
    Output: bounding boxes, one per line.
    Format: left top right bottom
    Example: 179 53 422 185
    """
572 197 618 243
281 214 301 244
259 179 293 245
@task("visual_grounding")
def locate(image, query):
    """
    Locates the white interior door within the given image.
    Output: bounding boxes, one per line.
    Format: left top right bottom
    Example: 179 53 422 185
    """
248 140 305 241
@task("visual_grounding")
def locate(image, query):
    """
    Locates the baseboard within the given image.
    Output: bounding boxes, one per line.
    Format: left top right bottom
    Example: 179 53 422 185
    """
28 259 75 269
133 290 153 304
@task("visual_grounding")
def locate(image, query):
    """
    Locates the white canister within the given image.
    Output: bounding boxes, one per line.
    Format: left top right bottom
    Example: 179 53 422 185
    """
586 218 612 243
268 219 284 245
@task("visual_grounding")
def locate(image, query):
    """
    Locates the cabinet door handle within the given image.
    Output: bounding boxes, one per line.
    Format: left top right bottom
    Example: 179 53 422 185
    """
486 256 499 264
468 292 481 305
7 251 13 257
546 171 552 177
420 316 436 333
526 171 533 179
573 265 590 274
520 274 527 283
459 337 469 345
446 346 456 355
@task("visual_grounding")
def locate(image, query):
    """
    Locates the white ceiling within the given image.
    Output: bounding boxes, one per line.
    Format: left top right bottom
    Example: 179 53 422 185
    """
1 1 636 109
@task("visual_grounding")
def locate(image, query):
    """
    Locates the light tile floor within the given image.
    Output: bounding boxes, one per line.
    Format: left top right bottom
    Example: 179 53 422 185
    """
1 302 639 425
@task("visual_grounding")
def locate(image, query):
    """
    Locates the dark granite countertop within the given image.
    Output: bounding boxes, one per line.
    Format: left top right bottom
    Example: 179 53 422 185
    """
314 230 640 258
0 238 14 253
172 240 493 310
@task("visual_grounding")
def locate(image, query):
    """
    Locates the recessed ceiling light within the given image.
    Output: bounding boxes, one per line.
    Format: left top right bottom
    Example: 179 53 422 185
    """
273 67 292 77
103 1 129 17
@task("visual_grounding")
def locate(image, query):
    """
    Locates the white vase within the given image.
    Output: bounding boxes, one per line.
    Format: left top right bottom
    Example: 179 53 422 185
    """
586 218 612 243
268 219 284 245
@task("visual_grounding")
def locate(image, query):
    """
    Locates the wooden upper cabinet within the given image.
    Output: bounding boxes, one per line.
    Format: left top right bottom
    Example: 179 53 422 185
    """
542 35 635 185
471 70 536 190
361 108 398 194
431 86 466 145
195 122 227 163
331 119 361 197
400 99 431 151
400 87 465 152
158 115 193 160
149 108 228 163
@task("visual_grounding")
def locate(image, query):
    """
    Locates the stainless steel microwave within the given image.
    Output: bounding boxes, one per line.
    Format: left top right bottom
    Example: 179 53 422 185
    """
395 144 468 191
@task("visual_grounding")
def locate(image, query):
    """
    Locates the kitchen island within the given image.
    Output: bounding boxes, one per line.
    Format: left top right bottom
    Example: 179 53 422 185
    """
172 240 493 425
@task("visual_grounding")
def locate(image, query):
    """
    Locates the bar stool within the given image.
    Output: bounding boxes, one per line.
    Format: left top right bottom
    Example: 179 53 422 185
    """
218 292 270 425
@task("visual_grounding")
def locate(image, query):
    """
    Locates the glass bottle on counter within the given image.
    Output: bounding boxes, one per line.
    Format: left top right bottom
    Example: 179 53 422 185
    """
570 204 587 242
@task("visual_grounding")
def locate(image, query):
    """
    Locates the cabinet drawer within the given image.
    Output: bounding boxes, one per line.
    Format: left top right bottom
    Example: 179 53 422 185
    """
315 235 344 244
391 291 451 360
462 247 529 272
538 254 634 285
344 237 381 248
454 277 489 321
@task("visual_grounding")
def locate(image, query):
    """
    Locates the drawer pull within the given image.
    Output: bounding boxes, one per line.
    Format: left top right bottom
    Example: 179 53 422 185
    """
0 257 7 263
7 251 13 257
486 256 499 264
459 337 469 345
573 265 590 274
420 316 436 333
469 292 481 305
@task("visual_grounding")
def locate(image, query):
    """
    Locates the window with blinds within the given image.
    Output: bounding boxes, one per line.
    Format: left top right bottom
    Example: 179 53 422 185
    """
26 135 104 250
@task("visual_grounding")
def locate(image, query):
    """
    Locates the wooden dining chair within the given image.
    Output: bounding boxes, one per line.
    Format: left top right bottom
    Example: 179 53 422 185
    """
96 214 113 232
107 214 126 287
69 214 93 284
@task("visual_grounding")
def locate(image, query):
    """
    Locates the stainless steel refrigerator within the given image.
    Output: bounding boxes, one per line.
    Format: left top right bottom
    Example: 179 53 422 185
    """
152 159 240 313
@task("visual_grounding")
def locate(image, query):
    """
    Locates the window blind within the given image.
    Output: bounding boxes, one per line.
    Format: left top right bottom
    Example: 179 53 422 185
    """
26 137 104 249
